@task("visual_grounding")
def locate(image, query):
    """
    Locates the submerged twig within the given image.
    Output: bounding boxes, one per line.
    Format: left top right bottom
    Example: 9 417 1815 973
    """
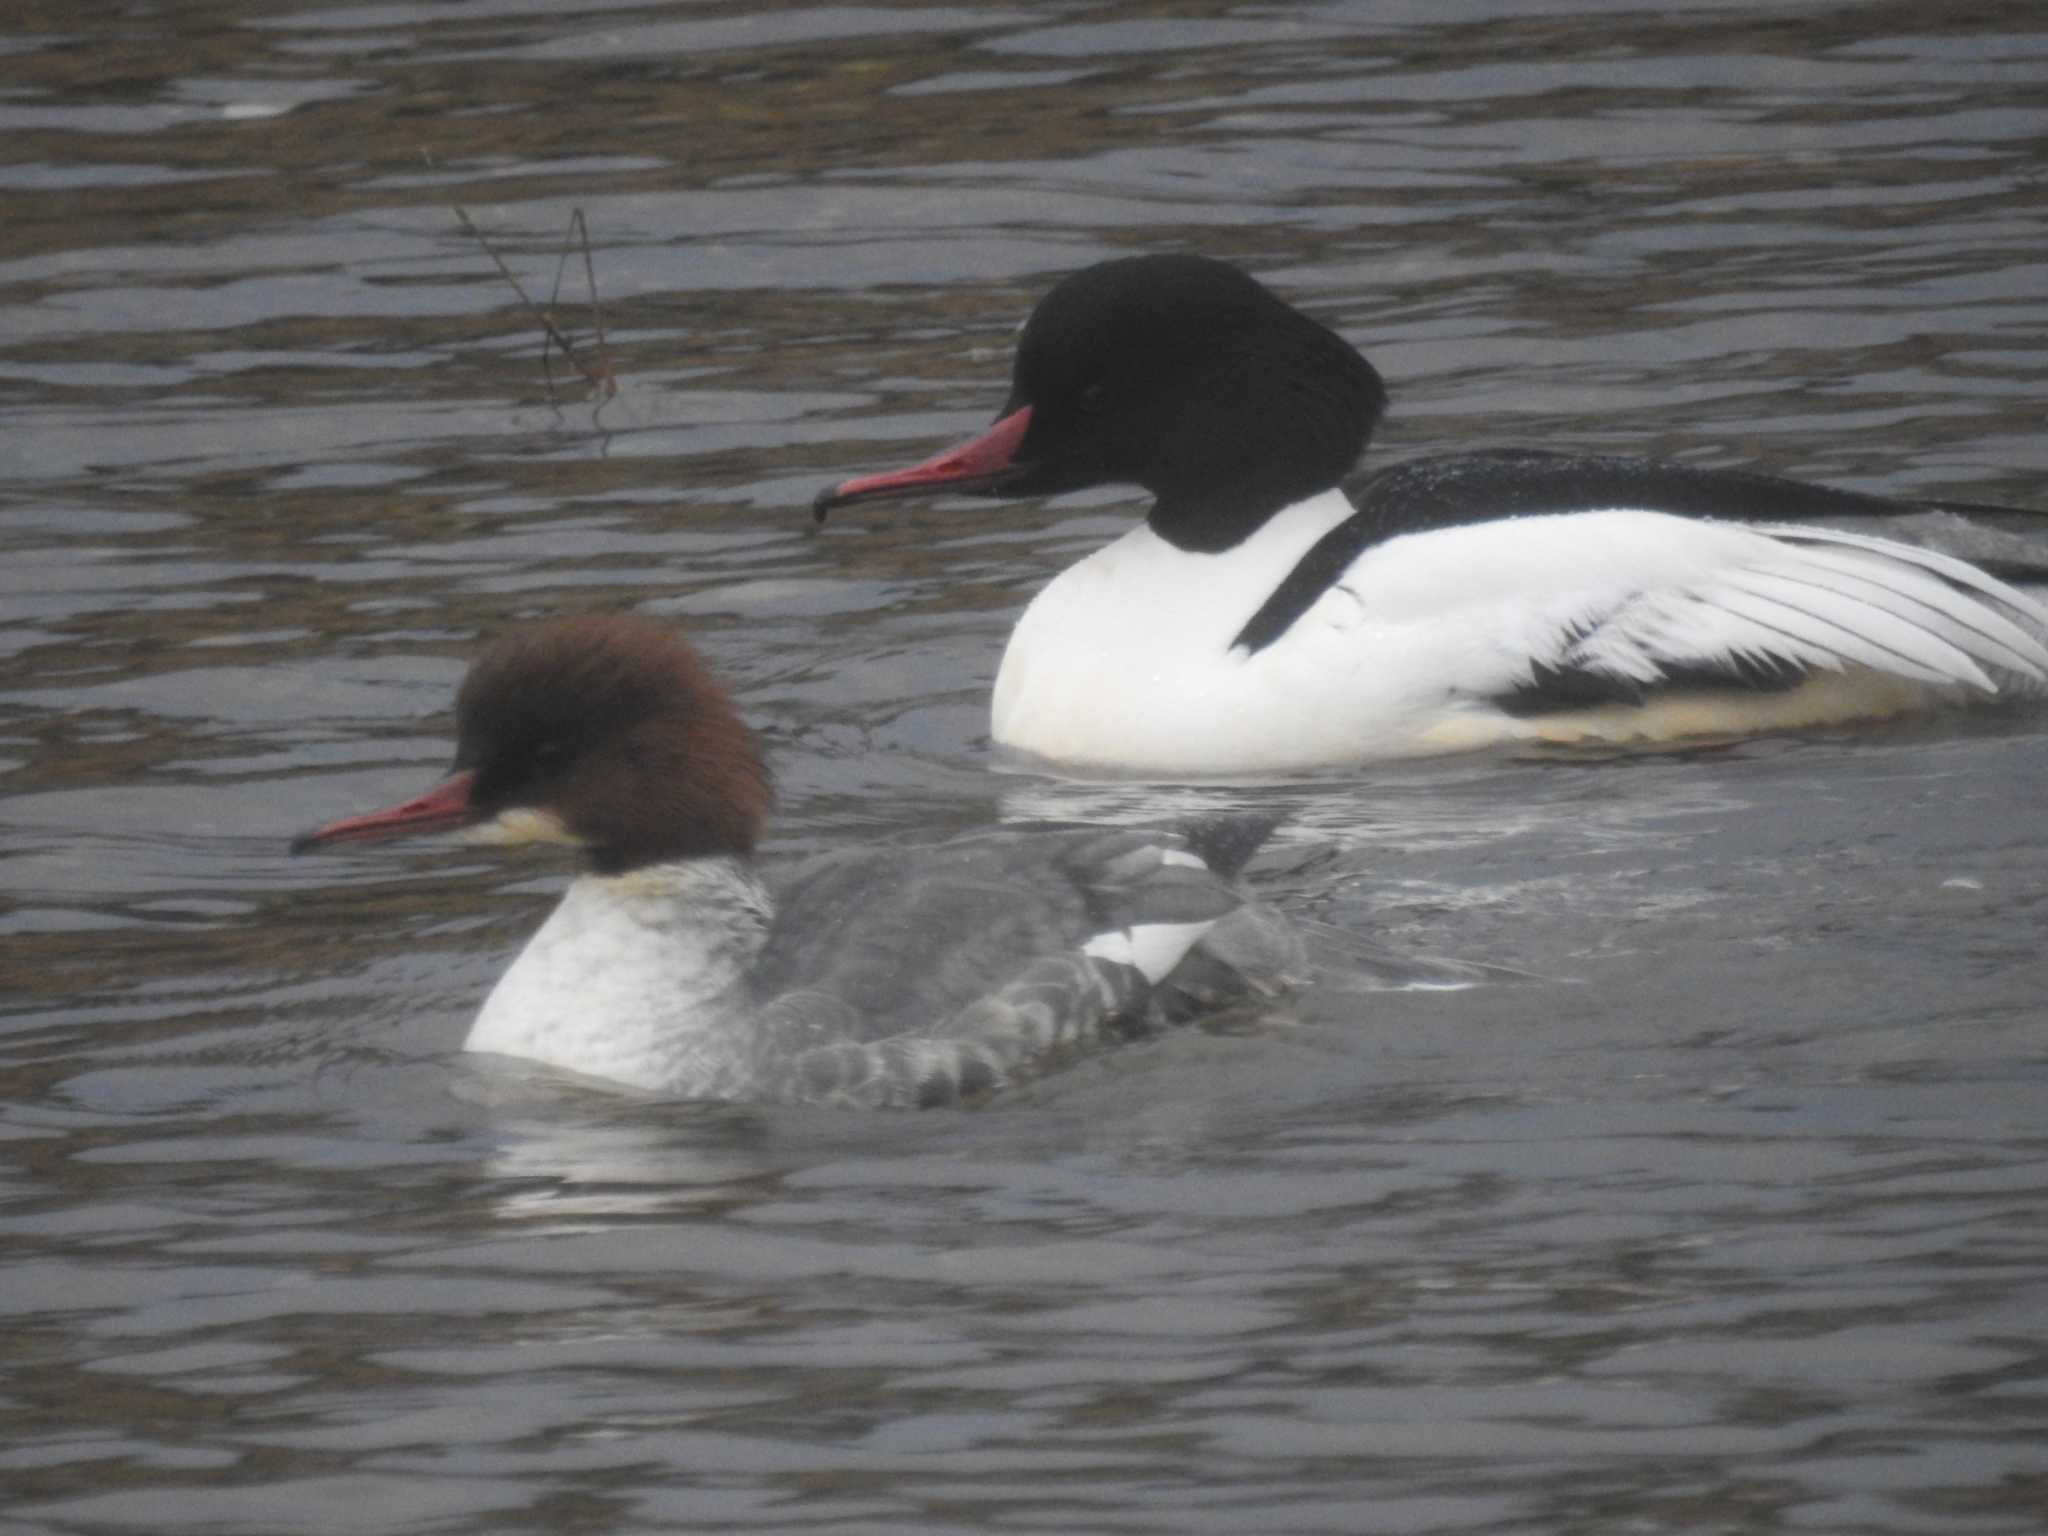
454 204 618 406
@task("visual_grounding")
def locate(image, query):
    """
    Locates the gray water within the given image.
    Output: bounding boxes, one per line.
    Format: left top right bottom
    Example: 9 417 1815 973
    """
4 3 2048 1532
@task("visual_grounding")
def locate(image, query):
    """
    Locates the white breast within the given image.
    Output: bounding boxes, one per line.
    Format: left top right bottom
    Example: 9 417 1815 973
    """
992 490 1366 772
464 860 770 1093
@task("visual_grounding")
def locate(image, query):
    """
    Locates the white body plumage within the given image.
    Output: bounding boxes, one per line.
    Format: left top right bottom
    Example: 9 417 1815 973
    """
992 491 2048 773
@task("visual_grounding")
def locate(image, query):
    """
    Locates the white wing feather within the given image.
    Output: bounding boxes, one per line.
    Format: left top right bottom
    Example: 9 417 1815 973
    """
1532 519 2048 697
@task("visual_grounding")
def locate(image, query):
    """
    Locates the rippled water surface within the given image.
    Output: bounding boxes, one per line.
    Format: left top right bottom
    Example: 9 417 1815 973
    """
5 2 2048 1531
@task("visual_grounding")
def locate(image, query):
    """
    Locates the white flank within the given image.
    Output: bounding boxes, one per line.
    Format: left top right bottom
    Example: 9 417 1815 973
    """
990 499 2048 772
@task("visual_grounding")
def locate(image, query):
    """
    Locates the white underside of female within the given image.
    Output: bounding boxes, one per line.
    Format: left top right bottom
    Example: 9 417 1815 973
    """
464 858 773 1094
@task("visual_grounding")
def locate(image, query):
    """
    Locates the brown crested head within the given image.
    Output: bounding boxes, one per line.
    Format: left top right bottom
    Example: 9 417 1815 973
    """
452 612 771 873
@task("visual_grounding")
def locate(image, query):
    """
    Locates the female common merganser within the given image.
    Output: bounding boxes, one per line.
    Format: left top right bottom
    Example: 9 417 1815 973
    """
814 254 2048 774
291 613 1298 1107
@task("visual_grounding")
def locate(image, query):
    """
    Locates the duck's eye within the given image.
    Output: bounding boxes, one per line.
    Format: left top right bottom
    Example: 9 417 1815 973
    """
530 737 571 771
1077 379 1110 413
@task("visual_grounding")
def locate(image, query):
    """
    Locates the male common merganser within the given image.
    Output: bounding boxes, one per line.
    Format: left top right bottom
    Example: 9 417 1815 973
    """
814 254 2048 774
291 613 1298 1107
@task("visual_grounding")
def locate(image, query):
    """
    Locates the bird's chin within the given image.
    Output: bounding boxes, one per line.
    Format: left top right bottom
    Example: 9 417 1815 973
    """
459 807 585 849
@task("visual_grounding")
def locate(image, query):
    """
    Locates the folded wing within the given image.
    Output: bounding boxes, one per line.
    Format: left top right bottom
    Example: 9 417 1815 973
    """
743 820 1290 1107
